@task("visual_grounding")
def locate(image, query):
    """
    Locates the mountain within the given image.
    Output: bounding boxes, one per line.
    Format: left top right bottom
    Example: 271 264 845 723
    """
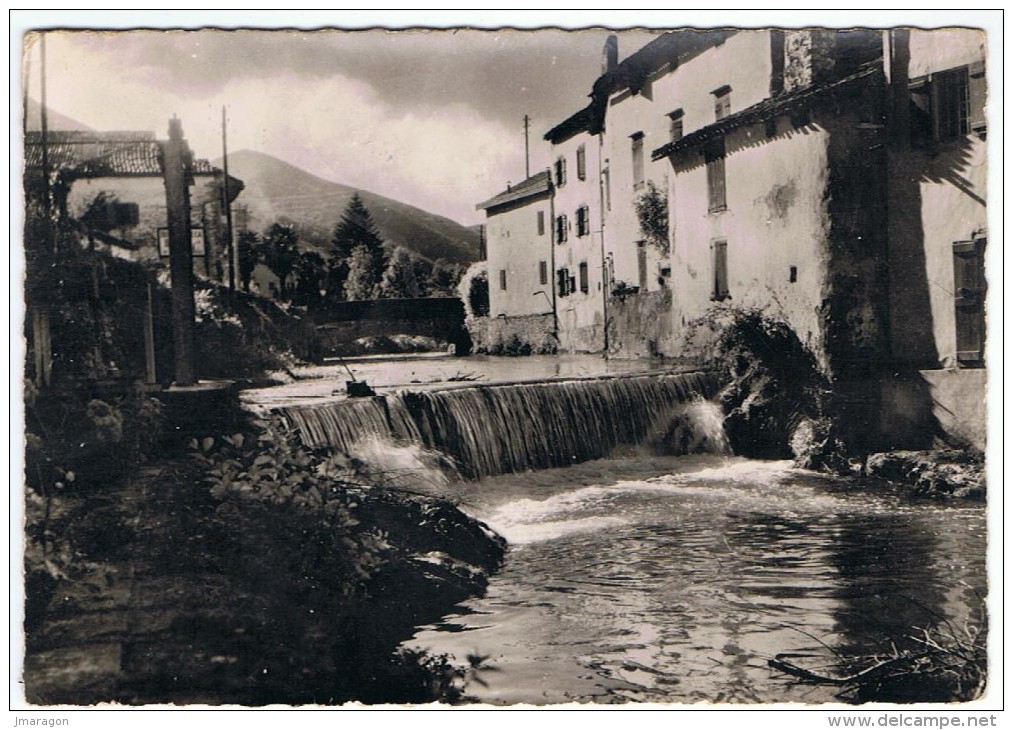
220 149 480 264
23 99 92 132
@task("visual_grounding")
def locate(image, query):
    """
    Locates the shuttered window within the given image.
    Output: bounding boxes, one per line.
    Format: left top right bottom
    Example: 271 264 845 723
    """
579 261 589 293
668 109 684 142
555 214 568 243
713 86 731 121
555 157 567 187
909 62 986 145
712 239 729 301
576 145 586 180
499 269 507 291
631 132 645 190
705 139 727 213
953 238 986 365
539 260 548 286
576 206 590 237
557 267 571 297
968 61 987 133
537 210 545 236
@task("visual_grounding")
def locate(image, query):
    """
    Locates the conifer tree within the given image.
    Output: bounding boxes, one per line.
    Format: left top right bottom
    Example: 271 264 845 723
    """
330 193 386 300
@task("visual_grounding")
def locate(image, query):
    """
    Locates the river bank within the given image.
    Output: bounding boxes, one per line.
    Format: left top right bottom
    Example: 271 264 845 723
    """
22 454 505 705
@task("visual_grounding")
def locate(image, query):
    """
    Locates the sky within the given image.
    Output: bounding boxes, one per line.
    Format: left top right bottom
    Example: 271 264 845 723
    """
21 23 660 226
16 10 999 227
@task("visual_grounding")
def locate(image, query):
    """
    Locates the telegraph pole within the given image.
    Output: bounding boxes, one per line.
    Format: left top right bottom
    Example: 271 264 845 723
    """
162 117 197 386
523 114 531 179
221 105 236 294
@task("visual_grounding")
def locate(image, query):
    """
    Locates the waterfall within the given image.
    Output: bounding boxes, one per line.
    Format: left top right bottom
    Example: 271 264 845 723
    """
276 370 721 480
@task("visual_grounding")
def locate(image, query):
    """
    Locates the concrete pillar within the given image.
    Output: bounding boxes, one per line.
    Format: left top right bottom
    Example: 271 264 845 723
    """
161 117 197 386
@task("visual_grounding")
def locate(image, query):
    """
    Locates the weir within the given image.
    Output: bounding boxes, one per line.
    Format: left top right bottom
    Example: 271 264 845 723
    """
277 370 721 479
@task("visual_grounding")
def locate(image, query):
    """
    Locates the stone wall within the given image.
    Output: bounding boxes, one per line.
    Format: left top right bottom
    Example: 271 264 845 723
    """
467 313 557 355
879 368 987 452
607 288 676 359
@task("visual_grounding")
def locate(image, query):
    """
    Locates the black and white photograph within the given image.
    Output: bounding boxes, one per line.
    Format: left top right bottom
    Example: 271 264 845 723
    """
12 10 999 715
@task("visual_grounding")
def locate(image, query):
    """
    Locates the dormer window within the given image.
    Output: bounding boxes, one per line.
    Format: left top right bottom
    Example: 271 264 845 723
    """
668 109 684 142
713 86 732 121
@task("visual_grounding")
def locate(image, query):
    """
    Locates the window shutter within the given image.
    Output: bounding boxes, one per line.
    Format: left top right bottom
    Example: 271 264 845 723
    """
537 210 545 236
713 239 729 300
631 133 645 189
539 260 548 286
968 61 987 133
953 238 986 364
577 145 586 180
706 140 727 212
499 269 507 291
579 261 589 293
908 76 933 147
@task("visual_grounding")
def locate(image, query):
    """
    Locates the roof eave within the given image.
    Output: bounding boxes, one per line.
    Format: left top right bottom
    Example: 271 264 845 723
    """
651 65 883 160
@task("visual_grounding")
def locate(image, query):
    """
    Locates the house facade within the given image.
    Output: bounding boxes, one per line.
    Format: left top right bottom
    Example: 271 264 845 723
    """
477 27 988 449
545 111 606 352
880 28 988 449
650 27 987 449
475 171 557 353
26 130 243 283
653 29 887 378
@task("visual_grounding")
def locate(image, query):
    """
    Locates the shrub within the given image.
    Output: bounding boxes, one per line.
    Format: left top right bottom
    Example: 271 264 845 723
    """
685 306 834 459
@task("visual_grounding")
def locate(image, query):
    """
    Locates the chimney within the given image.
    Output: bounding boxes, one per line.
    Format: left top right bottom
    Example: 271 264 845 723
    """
602 34 619 74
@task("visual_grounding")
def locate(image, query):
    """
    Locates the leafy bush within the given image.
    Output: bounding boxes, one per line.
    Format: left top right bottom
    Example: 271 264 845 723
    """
187 417 504 703
192 418 393 593
634 180 669 255
685 306 835 460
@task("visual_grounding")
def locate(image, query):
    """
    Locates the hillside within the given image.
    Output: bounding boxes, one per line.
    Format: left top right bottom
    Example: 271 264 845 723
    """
24 99 93 132
221 150 479 264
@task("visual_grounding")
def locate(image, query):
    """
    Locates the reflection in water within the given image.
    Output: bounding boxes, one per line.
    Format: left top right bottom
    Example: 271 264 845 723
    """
408 457 986 705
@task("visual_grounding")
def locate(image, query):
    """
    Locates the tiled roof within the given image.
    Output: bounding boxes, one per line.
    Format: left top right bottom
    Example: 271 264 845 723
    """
545 106 596 145
652 64 882 160
545 29 733 143
24 130 217 178
477 170 552 211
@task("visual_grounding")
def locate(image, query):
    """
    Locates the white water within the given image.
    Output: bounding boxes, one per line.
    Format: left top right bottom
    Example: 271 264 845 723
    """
407 456 986 705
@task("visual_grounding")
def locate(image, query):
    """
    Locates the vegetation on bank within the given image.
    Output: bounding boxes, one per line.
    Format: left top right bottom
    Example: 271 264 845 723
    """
247 194 466 307
770 604 987 703
24 413 506 705
22 234 499 704
686 305 985 500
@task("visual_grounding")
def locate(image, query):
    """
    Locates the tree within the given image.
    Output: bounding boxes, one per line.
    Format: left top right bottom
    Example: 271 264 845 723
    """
237 231 261 293
293 250 327 308
429 259 465 297
343 245 378 301
330 193 386 300
260 223 300 299
412 256 434 298
378 246 421 299
634 180 670 255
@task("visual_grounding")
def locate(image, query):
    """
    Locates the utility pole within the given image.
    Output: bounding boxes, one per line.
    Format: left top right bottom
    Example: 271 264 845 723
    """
162 117 197 386
221 105 236 294
523 114 531 179
31 33 54 387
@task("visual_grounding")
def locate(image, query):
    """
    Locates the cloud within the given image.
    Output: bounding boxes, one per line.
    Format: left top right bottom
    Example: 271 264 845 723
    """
34 32 525 224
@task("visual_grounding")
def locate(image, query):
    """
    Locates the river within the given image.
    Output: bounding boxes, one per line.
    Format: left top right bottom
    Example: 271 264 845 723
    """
407 454 986 705
243 355 987 705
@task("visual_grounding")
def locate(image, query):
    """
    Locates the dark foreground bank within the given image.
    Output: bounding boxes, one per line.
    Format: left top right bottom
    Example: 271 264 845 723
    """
23 445 505 706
